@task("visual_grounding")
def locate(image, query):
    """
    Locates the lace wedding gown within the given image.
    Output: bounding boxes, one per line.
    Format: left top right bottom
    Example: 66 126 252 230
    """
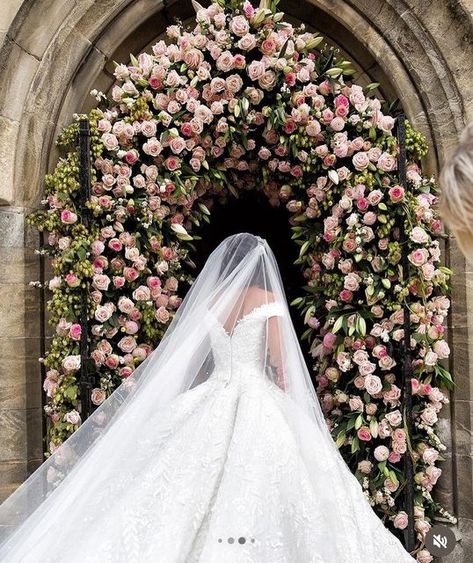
3 300 414 563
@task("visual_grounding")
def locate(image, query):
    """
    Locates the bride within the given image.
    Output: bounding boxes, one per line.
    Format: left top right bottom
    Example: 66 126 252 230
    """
0 232 414 562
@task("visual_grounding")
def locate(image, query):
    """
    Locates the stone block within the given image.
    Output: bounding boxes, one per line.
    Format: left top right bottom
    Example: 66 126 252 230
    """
0 350 42 410
0 207 25 248
15 110 56 207
452 400 473 457
0 0 24 34
449 326 472 400
454 454 473 519
0 407 44 464
0 116 20 206
0 284 41 339
0 39 39 122
0 460 27 503
12 0 84 60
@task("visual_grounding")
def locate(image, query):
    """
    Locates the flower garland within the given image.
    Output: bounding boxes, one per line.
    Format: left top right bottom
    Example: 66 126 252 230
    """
28 0 454 558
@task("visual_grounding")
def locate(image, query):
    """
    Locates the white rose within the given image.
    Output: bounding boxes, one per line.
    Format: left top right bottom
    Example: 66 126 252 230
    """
384 410 402 427
421 407 438 426
433 340 450 359
95 305 113 323
374 445 390 462
364 374 383 395
62 355 81 372
64 409 81 425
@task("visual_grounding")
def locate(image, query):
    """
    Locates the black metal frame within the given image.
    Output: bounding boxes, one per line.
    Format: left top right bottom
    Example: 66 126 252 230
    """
396 113 416 551
75 113 417 550
78 118 94 420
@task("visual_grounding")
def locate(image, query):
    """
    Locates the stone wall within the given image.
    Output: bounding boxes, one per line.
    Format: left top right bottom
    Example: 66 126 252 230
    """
0 0 472 559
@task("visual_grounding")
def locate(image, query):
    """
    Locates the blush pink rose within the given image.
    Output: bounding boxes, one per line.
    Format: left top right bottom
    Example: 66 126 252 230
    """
357 426 372 441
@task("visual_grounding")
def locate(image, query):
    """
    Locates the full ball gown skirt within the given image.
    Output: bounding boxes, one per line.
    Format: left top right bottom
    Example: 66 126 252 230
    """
1 302 415 562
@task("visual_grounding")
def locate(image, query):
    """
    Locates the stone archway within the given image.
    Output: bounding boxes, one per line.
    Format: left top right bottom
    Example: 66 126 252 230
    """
1 1 472 559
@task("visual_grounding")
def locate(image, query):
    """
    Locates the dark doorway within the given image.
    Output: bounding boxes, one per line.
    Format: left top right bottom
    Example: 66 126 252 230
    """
187 189 307 341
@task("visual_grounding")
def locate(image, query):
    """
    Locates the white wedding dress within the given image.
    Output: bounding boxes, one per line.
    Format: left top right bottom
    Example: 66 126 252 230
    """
1 301 413 563
0 234 415 562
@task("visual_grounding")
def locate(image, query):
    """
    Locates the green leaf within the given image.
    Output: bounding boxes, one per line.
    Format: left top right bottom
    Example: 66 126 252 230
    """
198 202 211 215
332 316 344 334
351 436 360 454
389 470 399 487
365 82 380 92
369 418 378 438
299 239 311 258
335 430 346 448
304 305 315 325
279 38 290 59
346 416 357 431
354 414 363 430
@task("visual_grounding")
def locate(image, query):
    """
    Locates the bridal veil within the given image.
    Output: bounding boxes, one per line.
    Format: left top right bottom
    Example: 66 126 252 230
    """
0 232 410 560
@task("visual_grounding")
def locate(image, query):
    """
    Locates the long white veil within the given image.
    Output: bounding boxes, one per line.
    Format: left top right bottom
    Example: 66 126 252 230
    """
0 232 412 560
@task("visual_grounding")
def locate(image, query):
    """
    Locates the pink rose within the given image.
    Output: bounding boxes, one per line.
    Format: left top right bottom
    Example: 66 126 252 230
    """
120 366 133 378
105 354 119 369
365 374 382 395
433 339 450 359
421 407 438 426
238 33 256 51
357 426 372 441
65 273 80 288
377 152 396 172
385 410 402 427
184 48 204 69
91 388 106 406
216 50 235 72
259 70 277 91
69 324 82 341
156 306 170 323
101 132 118 151
383 384 401 403
165 156 180 171
358 460 372 474
247 60 266 81
393 511 408 529
62 355 81 372
133 285 151 301
409 248 429 267
123 267 139 282
349 396 364 412
416 550 433 563
374 445 390 461
95 305 113 323
64 409 81 425
340 289 353 302
124 320 139 335
330 117 345 131
367 189 383 205
387 185 404 204
118 336 137 353
170 137 186 154
230 15 250 36
60 210 78 224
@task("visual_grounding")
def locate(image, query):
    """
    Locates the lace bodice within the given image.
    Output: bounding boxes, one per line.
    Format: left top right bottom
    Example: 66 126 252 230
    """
207 301 285 379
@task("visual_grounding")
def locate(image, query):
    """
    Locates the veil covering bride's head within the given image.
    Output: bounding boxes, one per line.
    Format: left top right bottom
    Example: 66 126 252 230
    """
0 232 344 550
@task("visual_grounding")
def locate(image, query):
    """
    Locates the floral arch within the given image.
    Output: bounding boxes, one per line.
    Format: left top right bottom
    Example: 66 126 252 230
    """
30 0 454 558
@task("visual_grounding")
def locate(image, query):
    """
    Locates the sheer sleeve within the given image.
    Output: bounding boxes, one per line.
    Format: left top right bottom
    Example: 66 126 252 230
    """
264 302 287 391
